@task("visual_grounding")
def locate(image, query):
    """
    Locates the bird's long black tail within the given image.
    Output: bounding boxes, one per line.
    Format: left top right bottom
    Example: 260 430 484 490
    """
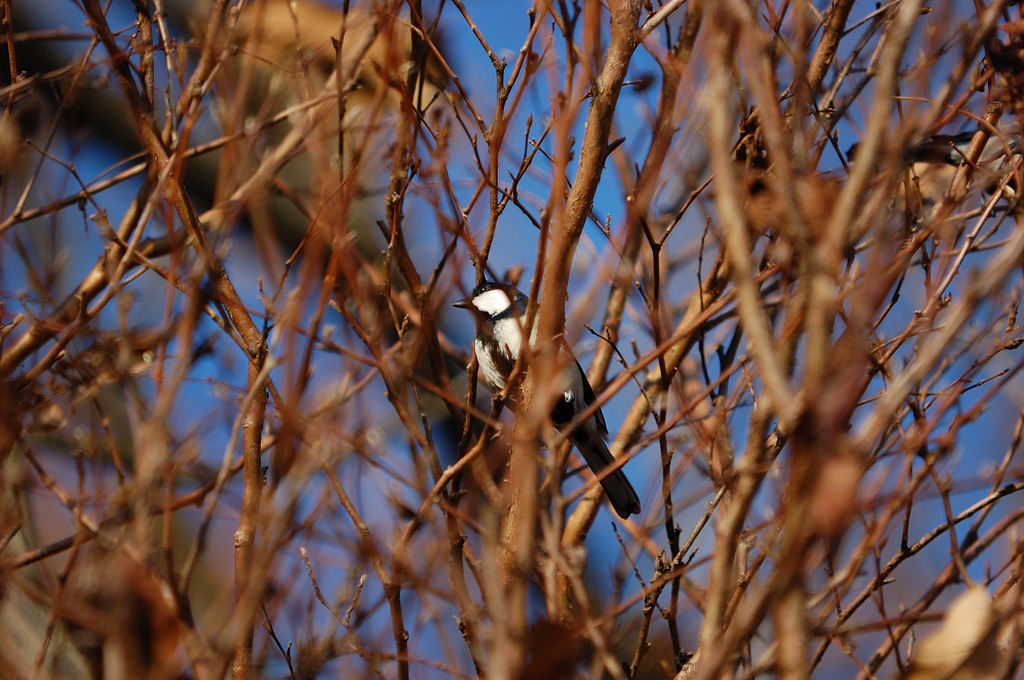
571 430 641 518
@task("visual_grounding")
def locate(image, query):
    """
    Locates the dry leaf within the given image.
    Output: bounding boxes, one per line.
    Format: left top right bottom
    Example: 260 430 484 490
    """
901 587 1002 680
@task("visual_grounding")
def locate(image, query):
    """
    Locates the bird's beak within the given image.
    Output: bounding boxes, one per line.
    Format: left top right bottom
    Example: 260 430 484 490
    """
452 296 472 310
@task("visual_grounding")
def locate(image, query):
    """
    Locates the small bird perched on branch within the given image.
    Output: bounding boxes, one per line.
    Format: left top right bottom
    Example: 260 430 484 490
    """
847 128 1021 207
453 281 641 518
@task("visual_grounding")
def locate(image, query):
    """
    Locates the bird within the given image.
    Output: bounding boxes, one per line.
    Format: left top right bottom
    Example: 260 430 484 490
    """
846 129 1020 207
452 281 641 518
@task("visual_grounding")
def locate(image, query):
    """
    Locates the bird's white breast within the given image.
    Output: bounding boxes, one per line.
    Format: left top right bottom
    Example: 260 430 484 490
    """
474 316 522 392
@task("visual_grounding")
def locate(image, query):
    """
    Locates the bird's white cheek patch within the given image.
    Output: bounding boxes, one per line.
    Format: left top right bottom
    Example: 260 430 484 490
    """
473 288 515 316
